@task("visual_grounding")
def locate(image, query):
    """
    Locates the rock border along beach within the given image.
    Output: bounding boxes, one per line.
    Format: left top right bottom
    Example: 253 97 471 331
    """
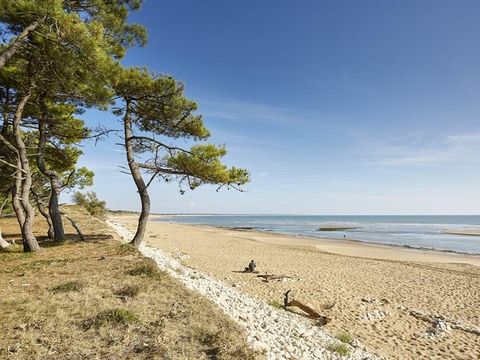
107 219 381 360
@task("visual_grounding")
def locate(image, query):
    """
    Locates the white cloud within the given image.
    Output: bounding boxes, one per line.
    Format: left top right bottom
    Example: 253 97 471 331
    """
362 132 480 166
199 99 299 125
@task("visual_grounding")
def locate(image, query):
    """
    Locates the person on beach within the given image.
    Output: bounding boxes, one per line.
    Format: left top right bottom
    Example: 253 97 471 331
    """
244 260 256 272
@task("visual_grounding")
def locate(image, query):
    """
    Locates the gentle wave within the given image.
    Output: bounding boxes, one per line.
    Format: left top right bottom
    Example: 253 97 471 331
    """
155 215 480 254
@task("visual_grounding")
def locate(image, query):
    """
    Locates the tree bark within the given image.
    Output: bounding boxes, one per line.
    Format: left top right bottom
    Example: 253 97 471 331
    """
124 102 150 248
12 92 40 252
0 21 39 70
37 119 65 241
48 186 64 240
32 192 54 239
12 158 25 230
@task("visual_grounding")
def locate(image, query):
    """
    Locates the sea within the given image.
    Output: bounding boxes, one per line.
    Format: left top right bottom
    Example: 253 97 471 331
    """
154 215 480 254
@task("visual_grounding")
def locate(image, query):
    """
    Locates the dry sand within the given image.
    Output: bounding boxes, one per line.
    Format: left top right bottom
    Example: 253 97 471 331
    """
115 216 480 360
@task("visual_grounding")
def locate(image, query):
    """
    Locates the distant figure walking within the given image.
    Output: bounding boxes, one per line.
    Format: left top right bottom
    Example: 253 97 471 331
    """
245 259 256 272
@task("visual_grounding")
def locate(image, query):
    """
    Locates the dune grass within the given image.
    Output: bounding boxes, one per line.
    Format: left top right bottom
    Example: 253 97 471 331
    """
327 342 351 356
336 331 354 344
267 299 284 309
49 280 84 293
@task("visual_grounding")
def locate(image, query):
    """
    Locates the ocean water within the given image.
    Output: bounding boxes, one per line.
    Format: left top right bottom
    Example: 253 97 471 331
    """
155 215 480 254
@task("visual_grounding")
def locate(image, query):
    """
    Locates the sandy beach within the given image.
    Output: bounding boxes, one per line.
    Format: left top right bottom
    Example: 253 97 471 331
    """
114 216 480 360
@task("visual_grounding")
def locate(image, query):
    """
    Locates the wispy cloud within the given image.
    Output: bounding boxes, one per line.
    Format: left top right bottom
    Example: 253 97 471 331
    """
363 132 480 166
198 99 299 125
197 97 349 131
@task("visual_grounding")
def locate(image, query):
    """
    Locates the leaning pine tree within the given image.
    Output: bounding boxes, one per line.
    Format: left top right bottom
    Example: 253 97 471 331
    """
112 67 250 248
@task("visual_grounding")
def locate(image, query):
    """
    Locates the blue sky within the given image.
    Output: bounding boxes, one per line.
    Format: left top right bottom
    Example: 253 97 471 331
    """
77 0 480 214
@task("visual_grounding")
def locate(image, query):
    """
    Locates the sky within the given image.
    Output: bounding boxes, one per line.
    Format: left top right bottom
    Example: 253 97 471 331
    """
77 0 480 215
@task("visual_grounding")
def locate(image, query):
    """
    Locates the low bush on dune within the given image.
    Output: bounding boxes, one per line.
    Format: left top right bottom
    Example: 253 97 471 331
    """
336 331 354 344
267 300 283 309
50 280 84 293
83 308 139 329
327 342 351 356
126 261 164 279
115 284 143 299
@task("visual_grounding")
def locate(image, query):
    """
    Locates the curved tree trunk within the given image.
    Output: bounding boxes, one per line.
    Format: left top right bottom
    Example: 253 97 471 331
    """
13 92 40 252
124 102 150 248
32 192 54 239
48 185 64 240
37 119 65 241
0 21 39 70
12 158 25 230
0 135 25 231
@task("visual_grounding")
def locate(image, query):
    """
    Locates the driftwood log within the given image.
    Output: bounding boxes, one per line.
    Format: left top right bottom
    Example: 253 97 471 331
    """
64 215 85 241
284 290 331 325
257 273 293 282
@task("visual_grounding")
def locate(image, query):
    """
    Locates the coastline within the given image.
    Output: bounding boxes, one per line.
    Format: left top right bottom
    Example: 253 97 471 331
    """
114 216 480 359
152 217 480 266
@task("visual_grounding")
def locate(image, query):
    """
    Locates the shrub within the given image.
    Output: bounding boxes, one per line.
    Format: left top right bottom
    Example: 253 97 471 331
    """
115 284 142 298
327 343 350 357
72 191 107 217
267 300 283 309
50 280 83 293
84 308 139 329
126 261 163 279
336 331 354 344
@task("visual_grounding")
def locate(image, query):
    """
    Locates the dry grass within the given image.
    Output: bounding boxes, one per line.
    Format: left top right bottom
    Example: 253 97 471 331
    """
114 284 143 299
0 208 261 359
49 280 84 294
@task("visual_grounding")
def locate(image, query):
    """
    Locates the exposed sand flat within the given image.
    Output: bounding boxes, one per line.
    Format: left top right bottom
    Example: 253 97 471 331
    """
445 229 480 237
115 216 480 360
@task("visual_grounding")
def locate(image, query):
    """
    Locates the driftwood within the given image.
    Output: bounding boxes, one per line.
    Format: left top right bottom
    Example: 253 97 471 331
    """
257 273 294 282
64 215 85 241
283 290 331 325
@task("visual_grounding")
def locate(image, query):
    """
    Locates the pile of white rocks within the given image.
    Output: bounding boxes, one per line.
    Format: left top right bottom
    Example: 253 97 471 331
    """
107 220 381 360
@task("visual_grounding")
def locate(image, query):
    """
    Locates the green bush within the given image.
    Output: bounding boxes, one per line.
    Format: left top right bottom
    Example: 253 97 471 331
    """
336 331 354 344
49 280 83 293
327 343 350 357
84 308 139 329
72 191 107 217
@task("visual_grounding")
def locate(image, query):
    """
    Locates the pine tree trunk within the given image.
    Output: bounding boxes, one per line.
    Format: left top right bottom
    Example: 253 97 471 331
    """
13 92 40 252
49 182 64 241
37 119 65 242
124 103 151 248
34 196 54 239
12 159 25 230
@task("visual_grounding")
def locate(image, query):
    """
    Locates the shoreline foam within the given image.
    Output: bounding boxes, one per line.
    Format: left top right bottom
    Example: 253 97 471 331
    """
152 218 480 264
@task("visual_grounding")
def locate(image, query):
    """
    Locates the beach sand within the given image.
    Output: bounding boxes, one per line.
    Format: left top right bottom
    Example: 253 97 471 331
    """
115 216 480 359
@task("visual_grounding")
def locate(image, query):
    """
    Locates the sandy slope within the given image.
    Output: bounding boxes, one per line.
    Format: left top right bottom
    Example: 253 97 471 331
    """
114 216 480 360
